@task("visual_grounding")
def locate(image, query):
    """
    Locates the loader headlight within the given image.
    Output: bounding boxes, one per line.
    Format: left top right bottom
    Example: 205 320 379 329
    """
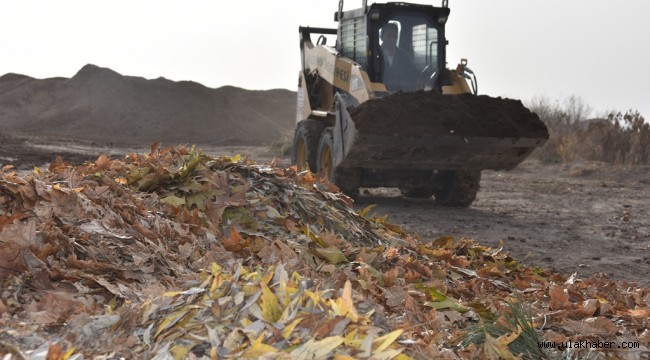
370 9 381 20
438 16 447 24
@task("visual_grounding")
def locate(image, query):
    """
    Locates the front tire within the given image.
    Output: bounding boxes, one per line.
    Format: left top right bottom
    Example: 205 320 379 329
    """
434 171 481 207
291 119 327 173
317 129 360 198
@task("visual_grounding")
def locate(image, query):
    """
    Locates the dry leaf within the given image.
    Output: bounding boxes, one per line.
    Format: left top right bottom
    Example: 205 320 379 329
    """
223 224 245 252
549 285 572 310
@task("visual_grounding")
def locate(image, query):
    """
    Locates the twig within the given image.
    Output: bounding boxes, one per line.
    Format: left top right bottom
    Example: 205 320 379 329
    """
0 339 28 360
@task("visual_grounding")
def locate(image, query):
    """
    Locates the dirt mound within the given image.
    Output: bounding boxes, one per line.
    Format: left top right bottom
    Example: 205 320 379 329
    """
351 91 549 139
0 64 296 146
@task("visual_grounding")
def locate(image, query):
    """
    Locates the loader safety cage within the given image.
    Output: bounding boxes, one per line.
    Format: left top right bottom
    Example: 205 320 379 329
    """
335 2 451 89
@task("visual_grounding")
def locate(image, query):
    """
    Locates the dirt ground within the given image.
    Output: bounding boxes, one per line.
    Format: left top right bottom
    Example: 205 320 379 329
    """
356 161 650 286
2 134 649 285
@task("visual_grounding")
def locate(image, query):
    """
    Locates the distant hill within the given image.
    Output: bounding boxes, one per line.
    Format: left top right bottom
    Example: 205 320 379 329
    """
0 64 296 146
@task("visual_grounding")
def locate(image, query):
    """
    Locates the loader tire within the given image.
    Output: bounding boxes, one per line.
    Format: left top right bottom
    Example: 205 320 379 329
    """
317 129 360 198
400 187 435 199
292 119 328 173
434 171 481 207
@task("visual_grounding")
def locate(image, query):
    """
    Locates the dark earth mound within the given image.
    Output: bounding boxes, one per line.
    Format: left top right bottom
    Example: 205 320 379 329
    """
351 91 549 139
0 64 296 147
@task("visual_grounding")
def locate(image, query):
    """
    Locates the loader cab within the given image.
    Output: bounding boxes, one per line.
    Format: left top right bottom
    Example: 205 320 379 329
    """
336 2 450 92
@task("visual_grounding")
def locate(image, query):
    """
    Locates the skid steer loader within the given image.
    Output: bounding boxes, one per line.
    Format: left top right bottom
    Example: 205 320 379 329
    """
292 0 548 207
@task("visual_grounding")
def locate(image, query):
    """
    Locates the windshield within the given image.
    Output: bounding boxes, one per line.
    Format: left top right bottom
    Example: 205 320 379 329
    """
377 14 439 92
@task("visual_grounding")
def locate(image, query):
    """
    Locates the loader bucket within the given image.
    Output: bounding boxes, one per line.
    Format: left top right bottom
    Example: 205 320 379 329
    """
332 91 549 172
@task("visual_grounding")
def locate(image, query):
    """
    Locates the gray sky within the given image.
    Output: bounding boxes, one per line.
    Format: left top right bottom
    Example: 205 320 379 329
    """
1 0 648 118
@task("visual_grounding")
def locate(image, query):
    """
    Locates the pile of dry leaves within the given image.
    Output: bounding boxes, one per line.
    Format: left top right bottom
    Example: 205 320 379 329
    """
0 145 648 359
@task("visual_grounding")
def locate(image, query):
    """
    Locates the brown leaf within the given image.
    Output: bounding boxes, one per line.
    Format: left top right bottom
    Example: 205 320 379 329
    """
404 269 422 283
382 267 399 287
320 230 346 247
95 154 111 170
46 343 65 360
223 224 245 252
282 219 300 233
385 285 406 308
0 299 7 316
0 212 30 230
640 329 650 346
28 292 88 326
66 254 96 270
0 244 26 277
575 299 599 317
314 316 348 338
627 308 650 319
549 285 572 310
562 317 619 337
513 275 534 291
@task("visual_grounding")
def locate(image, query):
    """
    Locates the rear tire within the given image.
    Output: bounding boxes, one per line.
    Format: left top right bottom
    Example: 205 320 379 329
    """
291 119 328 172
317 129 360 198
434 171 481 207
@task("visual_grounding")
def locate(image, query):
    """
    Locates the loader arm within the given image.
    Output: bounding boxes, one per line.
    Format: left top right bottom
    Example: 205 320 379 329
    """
299 26 384 113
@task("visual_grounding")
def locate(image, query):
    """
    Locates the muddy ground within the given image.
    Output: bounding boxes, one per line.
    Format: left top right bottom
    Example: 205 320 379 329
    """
2 133 649 285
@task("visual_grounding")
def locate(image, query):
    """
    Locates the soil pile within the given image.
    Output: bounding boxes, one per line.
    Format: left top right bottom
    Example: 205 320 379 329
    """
351 91 549 139
0 64 296 146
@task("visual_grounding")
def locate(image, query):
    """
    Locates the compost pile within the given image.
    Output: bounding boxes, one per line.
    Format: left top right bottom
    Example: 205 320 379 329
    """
351 91 549 139
0 146 648 359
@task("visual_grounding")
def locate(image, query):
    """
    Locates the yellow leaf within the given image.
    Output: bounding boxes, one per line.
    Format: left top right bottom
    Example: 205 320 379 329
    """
241 335 278 357
290 336 345 360
334 355 357 360
311 246 348 264
303 227 327 247
483 326 522 360
373 329 403 353
155 307 190 337
160 195 186 206
372 349 404 360
240 317 253 327
211 263 222 275
344 329 363 348
282 317 303 339
361 332 374 357
422 287 469 313
170 345 190 360
260 286 281 323
223 154 242 163
596 295 610 304
358 204 377 218
395 354 414 360
62 346 77 360
334 280 359 321
210 274 223 294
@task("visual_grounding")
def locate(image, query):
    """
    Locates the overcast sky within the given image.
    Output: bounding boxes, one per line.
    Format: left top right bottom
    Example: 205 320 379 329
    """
1 0 648 118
